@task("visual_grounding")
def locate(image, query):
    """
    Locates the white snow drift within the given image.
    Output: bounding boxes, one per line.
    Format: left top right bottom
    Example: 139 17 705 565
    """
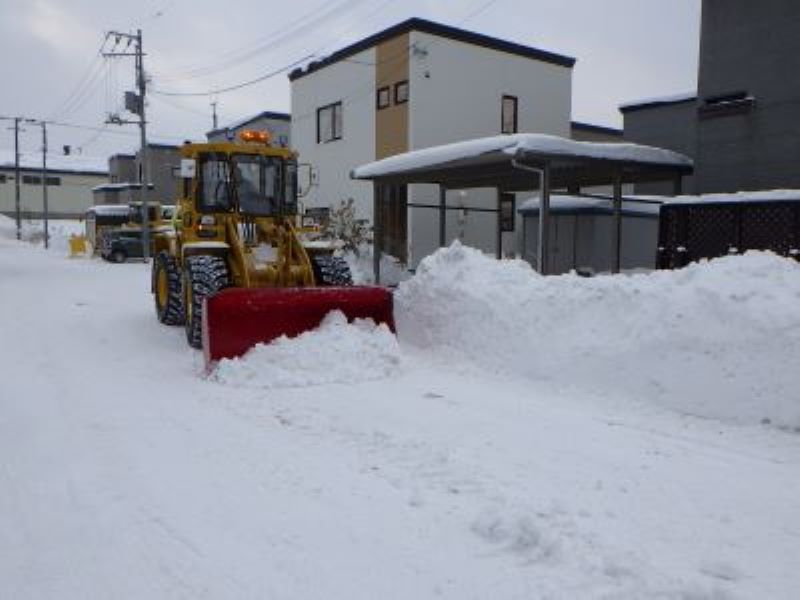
395 243 800 429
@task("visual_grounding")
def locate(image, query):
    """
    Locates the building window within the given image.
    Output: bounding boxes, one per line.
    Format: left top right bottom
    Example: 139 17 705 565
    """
23 174 61 186
502 95 518 134
0 174 6 184
376 86 391 110
317 101 343 143
394 80 409 105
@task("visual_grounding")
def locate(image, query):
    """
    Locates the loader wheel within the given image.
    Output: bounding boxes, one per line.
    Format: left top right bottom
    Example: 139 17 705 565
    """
153 251 184 326
183 255 230 349
311 255 353 286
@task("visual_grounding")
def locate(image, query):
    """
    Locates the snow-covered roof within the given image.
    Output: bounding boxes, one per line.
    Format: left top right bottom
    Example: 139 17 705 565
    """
519 195 661 217
85 205 131 216
638 190 800 206
619 92 697 112
0 149 108 175
352 134 693 181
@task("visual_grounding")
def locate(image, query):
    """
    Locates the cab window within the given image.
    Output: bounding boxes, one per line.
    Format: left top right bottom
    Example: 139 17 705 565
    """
198 155 233 212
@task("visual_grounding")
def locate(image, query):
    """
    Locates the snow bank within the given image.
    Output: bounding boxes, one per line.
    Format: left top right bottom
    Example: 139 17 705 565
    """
396 243 800 429
212 311 402 389
344 245 411 286
0 214 84 253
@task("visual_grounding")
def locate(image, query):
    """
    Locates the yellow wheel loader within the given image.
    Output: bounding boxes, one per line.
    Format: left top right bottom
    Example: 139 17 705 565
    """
151 131 394 366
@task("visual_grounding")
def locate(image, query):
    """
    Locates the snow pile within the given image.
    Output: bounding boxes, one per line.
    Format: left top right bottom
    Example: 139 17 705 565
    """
0 215 84 253
212 311 402 389
396 243 800 428
344 246 411 286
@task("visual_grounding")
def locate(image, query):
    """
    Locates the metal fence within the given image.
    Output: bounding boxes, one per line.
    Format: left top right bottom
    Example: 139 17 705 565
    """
657 199 800 269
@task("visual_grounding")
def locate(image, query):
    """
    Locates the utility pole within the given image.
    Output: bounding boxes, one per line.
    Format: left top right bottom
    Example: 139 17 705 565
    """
211 100 218 130
41 121 49 249
104 29 151 261
14 117 21 241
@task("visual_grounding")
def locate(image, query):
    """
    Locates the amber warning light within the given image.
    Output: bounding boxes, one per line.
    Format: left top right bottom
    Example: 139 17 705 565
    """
240 130 271 144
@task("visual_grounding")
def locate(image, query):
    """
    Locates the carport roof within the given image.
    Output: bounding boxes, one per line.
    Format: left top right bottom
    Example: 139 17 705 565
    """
352 133 693 191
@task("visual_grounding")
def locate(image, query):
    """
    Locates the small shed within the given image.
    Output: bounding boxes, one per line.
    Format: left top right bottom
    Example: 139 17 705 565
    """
352 133 693 281
518 195 662 274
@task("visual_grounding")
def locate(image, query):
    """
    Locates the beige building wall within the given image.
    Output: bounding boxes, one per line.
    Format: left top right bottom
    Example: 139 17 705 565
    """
0 169 107 219
375 32 410 159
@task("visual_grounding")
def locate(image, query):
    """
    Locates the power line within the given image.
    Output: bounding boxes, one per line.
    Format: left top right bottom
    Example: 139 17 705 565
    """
48 39 108 121
152 0 366 82
151 54 314 97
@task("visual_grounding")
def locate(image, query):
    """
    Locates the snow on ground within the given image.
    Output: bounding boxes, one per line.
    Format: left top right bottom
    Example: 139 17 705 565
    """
396 243 800 430
2 222 800 599
213 311 402 389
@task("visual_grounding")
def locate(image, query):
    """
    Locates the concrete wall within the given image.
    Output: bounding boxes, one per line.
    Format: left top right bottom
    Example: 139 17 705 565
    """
136 145 180 205
695 0 800 193
109 155 136 183
623 0 800 195
407 30 572 265
292 47 377 220
623 100 698 195
0 169 107 218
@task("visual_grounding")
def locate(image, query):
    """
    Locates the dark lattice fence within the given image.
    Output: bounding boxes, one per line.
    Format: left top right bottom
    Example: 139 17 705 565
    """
657 199 800 269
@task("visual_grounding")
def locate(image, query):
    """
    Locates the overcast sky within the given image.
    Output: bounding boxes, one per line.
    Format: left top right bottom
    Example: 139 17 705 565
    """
0 0 701 159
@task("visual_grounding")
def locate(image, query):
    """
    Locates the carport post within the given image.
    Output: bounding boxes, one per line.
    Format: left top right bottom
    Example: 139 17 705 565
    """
373 183 381 284
495 189 502 259
538 164 551 275
612 174 623 274
439 185 446 247
672 175 683 197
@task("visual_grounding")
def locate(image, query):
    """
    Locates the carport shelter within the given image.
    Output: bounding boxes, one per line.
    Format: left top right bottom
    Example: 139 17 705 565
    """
351 133 693 281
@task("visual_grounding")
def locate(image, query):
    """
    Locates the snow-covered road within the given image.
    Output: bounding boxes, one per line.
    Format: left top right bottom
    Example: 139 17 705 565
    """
2 228 799 599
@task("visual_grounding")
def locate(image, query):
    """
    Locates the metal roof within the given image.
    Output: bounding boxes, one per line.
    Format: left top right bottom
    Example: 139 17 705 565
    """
352 134 693 191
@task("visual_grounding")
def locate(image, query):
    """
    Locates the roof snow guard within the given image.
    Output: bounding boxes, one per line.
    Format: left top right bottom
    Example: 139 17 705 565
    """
352 133 693 190
289 18 575 81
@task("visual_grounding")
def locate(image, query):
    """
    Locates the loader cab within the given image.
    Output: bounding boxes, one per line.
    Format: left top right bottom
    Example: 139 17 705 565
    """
189 150 298 218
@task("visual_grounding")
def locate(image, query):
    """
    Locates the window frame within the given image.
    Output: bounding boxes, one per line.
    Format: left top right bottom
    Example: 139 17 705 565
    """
316 101 343 144
376 86 391 110
501 94 518 134
394 80 409 105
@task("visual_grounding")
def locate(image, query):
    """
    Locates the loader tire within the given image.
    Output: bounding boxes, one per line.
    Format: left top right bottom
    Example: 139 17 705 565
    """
311 255 353 286
183 255 230 349
153 251 184 326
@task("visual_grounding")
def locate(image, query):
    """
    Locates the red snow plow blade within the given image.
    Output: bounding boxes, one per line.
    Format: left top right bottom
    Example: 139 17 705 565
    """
202 286 395 367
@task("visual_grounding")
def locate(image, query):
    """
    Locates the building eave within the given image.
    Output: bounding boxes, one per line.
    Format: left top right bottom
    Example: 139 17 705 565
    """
288 17 576 82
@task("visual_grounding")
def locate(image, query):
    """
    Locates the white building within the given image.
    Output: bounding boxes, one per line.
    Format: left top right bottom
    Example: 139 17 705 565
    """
290 17 576 265
0 150 108 219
